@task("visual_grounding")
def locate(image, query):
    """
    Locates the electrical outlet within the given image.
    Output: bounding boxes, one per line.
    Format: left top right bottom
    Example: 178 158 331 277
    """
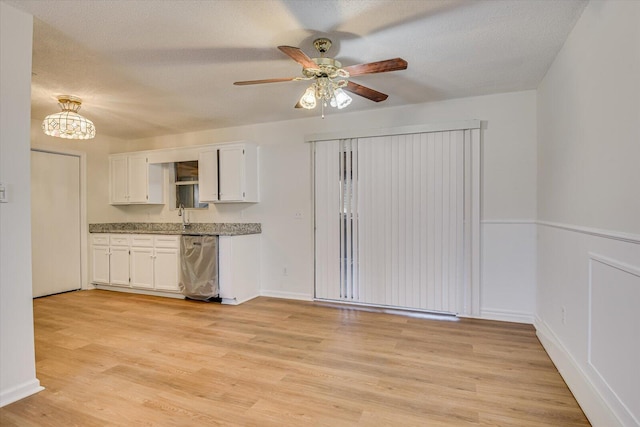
561 306 566 325
0 182 7 203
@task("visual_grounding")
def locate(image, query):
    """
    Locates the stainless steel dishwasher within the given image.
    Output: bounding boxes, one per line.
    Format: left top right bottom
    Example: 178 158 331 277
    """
179 235 220 301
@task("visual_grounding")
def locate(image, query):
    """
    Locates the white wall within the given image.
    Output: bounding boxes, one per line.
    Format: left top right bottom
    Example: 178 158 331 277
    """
536 1 640 426
0 1 43 406
127 90 538 320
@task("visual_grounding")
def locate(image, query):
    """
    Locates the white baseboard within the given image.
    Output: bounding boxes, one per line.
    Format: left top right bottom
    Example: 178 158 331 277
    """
0 379 44 407
93 285 184 299
221 293 260 305
259 290 313 301
534 317 623 427
480 308 534 324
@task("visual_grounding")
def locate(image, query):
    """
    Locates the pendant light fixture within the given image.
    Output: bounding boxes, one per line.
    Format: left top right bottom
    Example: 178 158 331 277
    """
298 75 353 118
42 95 96 140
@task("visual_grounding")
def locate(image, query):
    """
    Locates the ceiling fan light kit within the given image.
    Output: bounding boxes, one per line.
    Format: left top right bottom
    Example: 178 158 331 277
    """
42 95 96 140
234 38 407 118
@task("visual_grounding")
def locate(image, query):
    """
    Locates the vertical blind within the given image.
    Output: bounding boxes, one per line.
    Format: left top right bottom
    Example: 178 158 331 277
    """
314 130 468 314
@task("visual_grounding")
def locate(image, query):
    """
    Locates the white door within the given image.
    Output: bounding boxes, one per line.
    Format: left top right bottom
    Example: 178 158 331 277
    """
91 245 110 284
109 246 131 286
128 155 148 202
31 150 81 297
109 156 128 204
154 247 180 291
130 247 154 289
198 148 219 202
218 146 244 201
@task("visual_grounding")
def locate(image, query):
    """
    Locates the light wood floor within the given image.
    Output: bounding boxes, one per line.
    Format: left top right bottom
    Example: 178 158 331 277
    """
0 290 589 426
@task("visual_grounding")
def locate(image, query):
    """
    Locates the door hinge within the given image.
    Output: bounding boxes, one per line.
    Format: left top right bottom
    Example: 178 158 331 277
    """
243 192 245 197
243 149 245 154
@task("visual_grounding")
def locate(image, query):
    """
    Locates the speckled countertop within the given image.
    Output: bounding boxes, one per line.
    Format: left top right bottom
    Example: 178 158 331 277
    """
89 223 261 236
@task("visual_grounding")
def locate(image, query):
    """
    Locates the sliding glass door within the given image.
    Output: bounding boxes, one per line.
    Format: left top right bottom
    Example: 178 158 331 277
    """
314 128 479 314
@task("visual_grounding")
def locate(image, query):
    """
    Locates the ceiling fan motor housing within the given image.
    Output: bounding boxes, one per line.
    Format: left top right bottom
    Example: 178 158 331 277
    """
303 57 347 79
313 38 332 54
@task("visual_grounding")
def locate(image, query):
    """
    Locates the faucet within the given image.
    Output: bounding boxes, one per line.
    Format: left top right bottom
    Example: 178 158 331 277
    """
178 203 190 231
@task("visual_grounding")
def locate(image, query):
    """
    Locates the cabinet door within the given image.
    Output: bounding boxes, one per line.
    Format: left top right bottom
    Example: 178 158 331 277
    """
128 155 149 203
198 148 218 202
218 146 245 202
130 247 154 289
110 156 129 204
91 245 110 284
154 247 180 292
110 246 130 286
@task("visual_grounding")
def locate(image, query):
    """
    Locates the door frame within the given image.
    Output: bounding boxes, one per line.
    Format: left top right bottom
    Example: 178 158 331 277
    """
31 145 88 291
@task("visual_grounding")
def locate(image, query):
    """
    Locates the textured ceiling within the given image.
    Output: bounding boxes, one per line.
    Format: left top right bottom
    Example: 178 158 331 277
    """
8 0 587 140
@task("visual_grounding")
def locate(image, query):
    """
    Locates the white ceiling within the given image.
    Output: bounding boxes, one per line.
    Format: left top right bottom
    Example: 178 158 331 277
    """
8 0 587 140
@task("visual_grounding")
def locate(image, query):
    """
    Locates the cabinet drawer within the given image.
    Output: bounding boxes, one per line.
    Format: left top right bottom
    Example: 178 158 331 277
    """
154 235 180 248
130 234 154 247
91 234 110 246
109 235 130 246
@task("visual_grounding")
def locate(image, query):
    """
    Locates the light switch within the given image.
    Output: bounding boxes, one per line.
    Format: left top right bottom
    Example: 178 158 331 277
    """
0 182 7 203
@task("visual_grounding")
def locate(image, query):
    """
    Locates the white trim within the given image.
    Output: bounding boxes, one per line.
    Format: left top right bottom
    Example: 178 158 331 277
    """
0 379 43 408
481 219 537 225
109 140 250 164
537 220 640 244
470 128 481 316
315 300 459 321
587 254 640 427
479 308 533 324
30 146 88 292
588 253 640 278
221 294 260 305
534 316 623 427
93 285 184 299
305 120 481 142
315 297 456 317
260 290 313 301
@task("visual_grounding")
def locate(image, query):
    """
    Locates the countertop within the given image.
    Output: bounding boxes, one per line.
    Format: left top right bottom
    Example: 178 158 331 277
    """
89 222 261 236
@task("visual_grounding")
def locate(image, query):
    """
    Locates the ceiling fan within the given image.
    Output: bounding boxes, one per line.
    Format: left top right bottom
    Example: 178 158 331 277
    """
233 38 408 113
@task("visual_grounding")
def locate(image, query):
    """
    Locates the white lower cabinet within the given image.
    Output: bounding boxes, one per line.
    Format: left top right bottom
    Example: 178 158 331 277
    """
130 246 154 289
110 246 131 286
91 234 180 293
218 234 260 305
91 241 110 284
108 235 131 286
154 247 180 291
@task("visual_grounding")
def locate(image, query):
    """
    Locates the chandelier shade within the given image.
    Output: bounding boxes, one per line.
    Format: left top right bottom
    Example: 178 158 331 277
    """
298 77 352 115
42 96 96 140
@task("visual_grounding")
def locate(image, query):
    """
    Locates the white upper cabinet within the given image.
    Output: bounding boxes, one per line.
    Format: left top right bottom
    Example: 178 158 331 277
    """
109 154 164 205
199 143 258 203
198 148 219 202
218 146 245 202
110 156 129 204
109 141 258 205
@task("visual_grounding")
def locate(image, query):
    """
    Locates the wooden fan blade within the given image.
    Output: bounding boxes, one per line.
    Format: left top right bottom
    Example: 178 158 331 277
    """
294 101 303 109
234 77 297 85
343 58 408 77
344 81 388 102
278 46 317 69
